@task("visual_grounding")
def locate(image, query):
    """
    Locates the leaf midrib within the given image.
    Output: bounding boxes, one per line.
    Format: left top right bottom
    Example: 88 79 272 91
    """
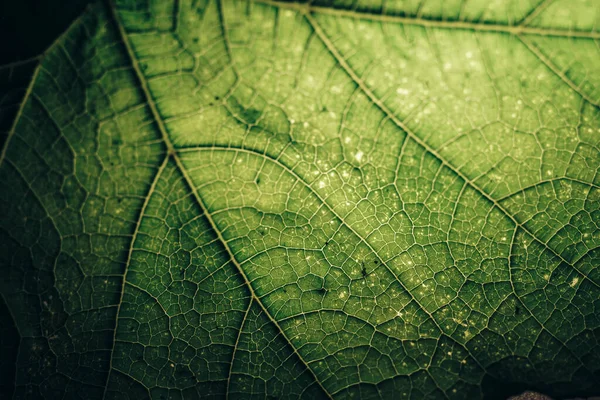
299 11 594 374
250 0 600 40
303 11 599 288
107 0 483 393
108 0 597 395
176 142 588 375
105 1 333 398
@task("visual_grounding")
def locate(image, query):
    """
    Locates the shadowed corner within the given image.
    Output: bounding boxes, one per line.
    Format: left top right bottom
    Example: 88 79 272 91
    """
0 294 19 399
0 0 91 65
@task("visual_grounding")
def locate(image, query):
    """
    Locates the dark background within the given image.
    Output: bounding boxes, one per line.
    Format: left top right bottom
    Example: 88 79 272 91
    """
1 0 91 65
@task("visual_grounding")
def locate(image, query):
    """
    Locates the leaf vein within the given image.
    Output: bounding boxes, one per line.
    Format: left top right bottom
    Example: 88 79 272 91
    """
176 145 488 376
517 34 599 107
101 155 170 399
305 12 600 289
250 0 600 39
108 1 332 396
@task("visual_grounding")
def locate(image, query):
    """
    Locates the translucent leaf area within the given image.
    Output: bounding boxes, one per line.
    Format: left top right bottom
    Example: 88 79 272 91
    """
1 0 599 399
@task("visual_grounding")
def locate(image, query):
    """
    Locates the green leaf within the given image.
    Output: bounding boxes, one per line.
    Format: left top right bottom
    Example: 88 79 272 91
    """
1 0 599 399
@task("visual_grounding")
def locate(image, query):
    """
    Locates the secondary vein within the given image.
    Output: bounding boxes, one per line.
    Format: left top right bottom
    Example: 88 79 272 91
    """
304 12 600 289
250 0 600 40
108 1 332 397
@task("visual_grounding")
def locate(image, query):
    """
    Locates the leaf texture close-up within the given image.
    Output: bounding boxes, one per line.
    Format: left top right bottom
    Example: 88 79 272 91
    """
1 0 599 399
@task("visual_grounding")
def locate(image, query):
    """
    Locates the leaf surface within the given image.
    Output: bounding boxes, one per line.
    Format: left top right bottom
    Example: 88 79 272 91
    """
1 0 599 399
